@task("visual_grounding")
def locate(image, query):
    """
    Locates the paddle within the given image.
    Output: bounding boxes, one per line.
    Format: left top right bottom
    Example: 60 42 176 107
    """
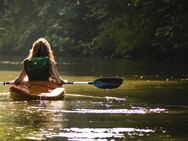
0 82 12 85
0 77 124 89
67 77 124 89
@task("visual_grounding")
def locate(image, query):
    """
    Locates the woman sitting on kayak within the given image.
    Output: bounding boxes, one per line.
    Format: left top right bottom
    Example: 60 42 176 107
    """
13 38 67 85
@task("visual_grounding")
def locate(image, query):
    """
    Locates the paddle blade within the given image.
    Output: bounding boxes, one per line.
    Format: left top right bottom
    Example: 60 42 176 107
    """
93 77 124 89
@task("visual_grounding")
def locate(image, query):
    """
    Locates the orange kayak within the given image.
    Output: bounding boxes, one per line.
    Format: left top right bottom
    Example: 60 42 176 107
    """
9 81 64 100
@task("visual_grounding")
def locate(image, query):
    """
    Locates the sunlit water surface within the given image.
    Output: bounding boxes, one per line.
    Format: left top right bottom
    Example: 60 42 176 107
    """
0 58 188 140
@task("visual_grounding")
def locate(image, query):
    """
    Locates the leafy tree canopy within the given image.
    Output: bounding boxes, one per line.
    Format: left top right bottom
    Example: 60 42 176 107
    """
0 0 188 62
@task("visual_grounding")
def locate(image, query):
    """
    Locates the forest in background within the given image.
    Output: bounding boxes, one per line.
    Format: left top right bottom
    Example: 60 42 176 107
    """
0 0 188 62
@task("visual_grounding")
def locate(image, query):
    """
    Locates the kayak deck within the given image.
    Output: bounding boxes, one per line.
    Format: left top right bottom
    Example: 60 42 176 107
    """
9 81 64 100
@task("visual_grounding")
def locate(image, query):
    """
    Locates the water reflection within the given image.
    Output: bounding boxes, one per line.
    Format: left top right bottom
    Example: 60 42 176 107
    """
0 58 188 140
0 92 9 101
0 61 21 65
1 56 188 79
0 95 169 140
51 107 166 114
36 127 155 140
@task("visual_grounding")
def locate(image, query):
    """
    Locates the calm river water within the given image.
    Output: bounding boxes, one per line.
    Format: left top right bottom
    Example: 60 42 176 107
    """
0 57 188 140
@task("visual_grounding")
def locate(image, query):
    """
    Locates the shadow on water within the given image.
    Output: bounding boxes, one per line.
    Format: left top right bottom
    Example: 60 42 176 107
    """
0 57 188 140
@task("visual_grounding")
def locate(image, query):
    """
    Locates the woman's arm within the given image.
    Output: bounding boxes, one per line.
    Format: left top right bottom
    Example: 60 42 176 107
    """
50 60 67 85
12 67 27 84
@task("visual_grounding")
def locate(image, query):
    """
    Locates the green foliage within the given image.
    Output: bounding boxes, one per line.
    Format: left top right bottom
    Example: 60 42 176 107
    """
0 0 188 61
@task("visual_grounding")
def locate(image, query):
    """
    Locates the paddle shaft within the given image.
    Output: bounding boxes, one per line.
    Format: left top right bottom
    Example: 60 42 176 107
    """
0 82 12 85
1 77 123 89
0 81 93 85
68 81 93 85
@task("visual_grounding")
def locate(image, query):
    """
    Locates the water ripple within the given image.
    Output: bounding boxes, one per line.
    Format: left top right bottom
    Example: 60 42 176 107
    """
28 127 155 140
46 107 166 114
